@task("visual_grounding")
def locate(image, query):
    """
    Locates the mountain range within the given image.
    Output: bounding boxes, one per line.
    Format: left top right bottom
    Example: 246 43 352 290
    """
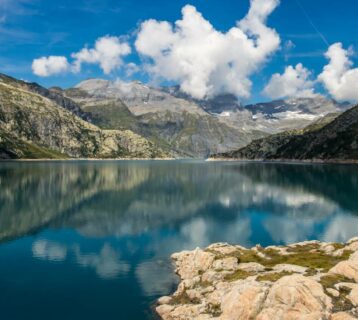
0 72 354 160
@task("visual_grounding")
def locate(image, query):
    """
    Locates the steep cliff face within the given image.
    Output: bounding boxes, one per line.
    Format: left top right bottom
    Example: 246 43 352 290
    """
0 126 67 159
0 80 168 159
217 106 358 161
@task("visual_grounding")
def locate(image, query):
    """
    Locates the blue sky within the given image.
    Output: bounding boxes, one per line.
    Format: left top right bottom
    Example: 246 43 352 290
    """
1 0 358 103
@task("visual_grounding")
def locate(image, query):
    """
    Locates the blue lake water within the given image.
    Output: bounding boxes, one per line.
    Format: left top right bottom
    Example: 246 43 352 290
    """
0 160 357 319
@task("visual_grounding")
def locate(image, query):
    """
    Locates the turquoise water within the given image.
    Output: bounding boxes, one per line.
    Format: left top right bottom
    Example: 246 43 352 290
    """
0 160 357 319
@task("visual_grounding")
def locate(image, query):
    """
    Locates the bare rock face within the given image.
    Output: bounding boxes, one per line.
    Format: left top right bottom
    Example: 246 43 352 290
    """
212 257 239 272
272 264 307 274
237 262 266 273
156 238 358 320
171 248 215 280
329 251 358 282
220 280 269 320
257 274 332 319
330 312 358 320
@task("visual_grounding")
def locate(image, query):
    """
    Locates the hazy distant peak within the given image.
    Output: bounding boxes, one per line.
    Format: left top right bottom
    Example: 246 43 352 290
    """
75 78 110 91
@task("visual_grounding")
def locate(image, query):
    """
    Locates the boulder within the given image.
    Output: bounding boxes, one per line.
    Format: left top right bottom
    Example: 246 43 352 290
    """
172 248 215 280
220 280 269 320
330 312 357 320
206 243 239 255
329 258 358 283
212 257 239 271
257 274 332 319
273 264 307 274
237 262 266 273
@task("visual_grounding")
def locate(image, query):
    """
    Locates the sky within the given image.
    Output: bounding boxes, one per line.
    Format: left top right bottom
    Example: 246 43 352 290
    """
0 0 358 103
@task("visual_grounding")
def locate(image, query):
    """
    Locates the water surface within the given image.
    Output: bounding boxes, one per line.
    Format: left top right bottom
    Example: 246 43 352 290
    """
0 160 357 319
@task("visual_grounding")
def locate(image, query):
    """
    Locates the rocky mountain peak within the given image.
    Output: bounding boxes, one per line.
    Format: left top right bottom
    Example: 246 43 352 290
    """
76 78 207 116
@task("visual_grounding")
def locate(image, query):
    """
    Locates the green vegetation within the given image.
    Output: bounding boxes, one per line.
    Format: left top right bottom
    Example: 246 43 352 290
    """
0 127 68 159
236 248 352 271
320 274 355 312
320 274 353 289
224 269 255 282
81 100 139 132
256 271 293 282
205 303 222 317
170 292 201 305
208 244 353 274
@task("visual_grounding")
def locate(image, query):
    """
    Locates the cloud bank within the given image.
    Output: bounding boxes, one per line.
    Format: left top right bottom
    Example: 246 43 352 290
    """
71 36 131 74
32 56 70 77
135 0 281 99
263 63 316 99
318 42 358 102
266 43 358 102
32 36 131 77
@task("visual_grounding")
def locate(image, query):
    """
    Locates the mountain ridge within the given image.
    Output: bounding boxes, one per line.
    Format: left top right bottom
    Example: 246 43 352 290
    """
0 73 354 160
72 78 349 157
214 105 358 161
0 76 168 159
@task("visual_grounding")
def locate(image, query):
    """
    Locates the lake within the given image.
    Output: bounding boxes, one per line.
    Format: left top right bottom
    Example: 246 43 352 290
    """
0 160 357 319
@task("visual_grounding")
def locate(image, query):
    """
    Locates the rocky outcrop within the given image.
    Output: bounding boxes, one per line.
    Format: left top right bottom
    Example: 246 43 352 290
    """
157 239 358 319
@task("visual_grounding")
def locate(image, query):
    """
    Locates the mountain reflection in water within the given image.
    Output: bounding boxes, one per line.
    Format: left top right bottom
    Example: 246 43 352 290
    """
0 161 357 320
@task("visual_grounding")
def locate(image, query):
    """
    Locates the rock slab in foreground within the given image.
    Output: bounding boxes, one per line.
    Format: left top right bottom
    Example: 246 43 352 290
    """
157 239 358 320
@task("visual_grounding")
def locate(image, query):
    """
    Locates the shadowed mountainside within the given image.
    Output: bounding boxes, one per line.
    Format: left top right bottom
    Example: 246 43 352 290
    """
216 105 358 161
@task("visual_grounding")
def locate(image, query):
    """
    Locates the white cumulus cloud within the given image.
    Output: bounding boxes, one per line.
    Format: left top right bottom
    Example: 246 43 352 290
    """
71 35 131 74
318 42 358 102
32 36 131 77
32 56 70 77
135 0 281 99
263 63 316 99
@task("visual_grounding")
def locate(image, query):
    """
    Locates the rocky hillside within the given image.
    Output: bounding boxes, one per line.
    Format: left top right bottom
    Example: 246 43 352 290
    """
0 78 168 159
0 125 67 159
166 85 348 133
0 73 350 159
71 79 349 157
216 105 358 161
0 73 90 121
69 79 263 157
157 239 358 319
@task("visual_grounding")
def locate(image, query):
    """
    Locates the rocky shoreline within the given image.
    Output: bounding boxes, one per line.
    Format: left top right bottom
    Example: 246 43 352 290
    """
156 239 358 320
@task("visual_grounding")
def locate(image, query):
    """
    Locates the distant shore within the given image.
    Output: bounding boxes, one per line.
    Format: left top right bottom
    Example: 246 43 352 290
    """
207 157 358 164
0 157 176 162
1 157 358 164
